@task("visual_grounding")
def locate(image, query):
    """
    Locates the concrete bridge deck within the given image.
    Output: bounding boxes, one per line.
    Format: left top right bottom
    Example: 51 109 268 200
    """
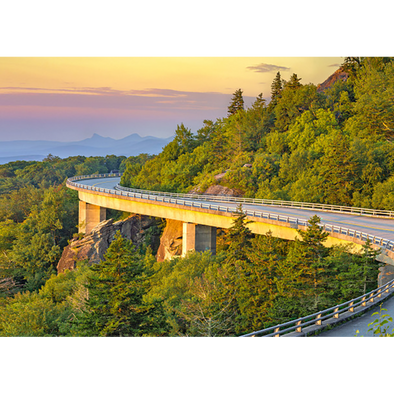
67 175 394 266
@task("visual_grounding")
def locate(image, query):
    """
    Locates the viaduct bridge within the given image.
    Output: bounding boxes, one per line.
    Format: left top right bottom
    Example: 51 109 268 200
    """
67 173 394 336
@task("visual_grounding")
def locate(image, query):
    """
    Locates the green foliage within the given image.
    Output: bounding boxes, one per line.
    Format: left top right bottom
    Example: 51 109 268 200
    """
367 305 394 337
75 232 166 336
0 291 73 336
228 89 245 116
270 71 284 107
223 205 253 262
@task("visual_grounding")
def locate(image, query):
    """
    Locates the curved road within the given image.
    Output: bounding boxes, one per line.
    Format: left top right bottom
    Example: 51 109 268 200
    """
77 177 394 242
318 295 394 337
74 176 394 337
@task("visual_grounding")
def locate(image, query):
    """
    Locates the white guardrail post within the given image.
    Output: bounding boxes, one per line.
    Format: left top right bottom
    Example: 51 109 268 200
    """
240 278 394 337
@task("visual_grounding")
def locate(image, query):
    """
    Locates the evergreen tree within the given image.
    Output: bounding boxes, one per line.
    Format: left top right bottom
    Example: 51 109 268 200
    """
252 93 266 111
76 232 165 336
221 205 255 333
227 89 244 116
224 204 253 263
359 239 381 293
317 131 357 206
296 215 330 309
286 73 302 89
270 72 283 107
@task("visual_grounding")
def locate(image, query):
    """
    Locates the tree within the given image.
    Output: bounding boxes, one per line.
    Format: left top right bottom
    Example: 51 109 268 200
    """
220 205 257 333
228 89 244 116
316 131 357 205
224 204 253 263
174 123 195 152
241 232 289 330
76 232 165 336
359 239 381 293
286 73 302 90
270 72 283 107
251 93 266 111
9 187 74 291
295 215 330 309
0 291 72 336
176 272 236 337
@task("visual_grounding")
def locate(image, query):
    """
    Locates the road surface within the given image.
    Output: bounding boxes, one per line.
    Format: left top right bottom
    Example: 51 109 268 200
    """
76 177 394 242
318 294 394 337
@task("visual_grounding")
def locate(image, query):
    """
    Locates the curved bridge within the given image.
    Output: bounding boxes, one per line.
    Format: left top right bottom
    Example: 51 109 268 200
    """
66 173 394 337
67 173 394 268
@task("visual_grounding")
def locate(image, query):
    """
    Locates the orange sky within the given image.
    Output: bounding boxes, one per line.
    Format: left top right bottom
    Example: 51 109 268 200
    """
0 57 344 141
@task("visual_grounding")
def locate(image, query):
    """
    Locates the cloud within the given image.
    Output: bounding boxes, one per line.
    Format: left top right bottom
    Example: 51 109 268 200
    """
0 87 260 141
247 63 290 73
328 63 341 68
0 87 237 117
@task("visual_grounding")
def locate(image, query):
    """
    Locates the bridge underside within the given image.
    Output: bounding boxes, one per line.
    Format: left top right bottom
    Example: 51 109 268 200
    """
76 190 394 269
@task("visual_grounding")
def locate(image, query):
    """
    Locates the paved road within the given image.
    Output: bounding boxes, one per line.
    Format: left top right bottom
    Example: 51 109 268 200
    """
75 176 394 337
318 294 394 337
77 177 394 242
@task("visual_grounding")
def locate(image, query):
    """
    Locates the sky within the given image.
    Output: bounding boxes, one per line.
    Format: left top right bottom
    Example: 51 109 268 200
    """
0 57 344 142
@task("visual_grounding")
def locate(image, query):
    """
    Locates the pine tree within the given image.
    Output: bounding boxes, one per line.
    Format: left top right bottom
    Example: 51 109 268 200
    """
296 215 330 309
359 239 381 293
227 89 244 116
317 131 357 206
252 93 266 111
270 72 283 107
221 204 255 334
286 73 302 89
225 204 253 263
76 232 165 336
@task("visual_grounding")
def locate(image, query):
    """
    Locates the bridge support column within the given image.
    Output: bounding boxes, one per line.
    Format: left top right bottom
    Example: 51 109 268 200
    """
79 201 106 234
182 223 216 257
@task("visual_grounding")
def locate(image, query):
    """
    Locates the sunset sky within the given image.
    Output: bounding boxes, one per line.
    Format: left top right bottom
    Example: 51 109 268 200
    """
0 57 344 141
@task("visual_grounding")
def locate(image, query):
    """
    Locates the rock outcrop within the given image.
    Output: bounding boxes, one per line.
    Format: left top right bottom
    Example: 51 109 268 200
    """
57 215 158 273
156 219 183 262
317 67 349 93
203 184 243 197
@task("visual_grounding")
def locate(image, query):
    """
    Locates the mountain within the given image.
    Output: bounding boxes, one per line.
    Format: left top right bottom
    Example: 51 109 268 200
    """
317 67 349 93
0 133 174 164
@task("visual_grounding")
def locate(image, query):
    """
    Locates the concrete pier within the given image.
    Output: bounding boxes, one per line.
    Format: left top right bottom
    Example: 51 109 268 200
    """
182 223 217 257
79 201 106 234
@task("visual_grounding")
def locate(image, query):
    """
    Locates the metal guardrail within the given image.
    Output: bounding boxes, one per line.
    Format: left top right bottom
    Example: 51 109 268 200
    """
66 173 394 253
69 173 394 218
240 278 394 337
115 185 394 219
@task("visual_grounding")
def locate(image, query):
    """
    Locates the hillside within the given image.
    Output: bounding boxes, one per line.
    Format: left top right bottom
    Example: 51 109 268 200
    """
120 58 394 212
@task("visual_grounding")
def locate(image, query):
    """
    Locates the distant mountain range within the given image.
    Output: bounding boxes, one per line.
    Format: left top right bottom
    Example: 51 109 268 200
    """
0 133 174 164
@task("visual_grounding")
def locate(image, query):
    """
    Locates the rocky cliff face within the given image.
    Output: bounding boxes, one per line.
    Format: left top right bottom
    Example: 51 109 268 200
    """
156 219 183 262
57 214 158 273
317 67 349 92
203 184 243 197
58 182 240 271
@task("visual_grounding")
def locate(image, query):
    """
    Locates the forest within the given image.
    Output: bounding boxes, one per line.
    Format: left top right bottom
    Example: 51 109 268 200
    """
0 57 392 336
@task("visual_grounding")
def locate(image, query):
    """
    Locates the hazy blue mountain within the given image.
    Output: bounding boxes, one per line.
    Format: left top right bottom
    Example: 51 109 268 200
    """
0 133 174 164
